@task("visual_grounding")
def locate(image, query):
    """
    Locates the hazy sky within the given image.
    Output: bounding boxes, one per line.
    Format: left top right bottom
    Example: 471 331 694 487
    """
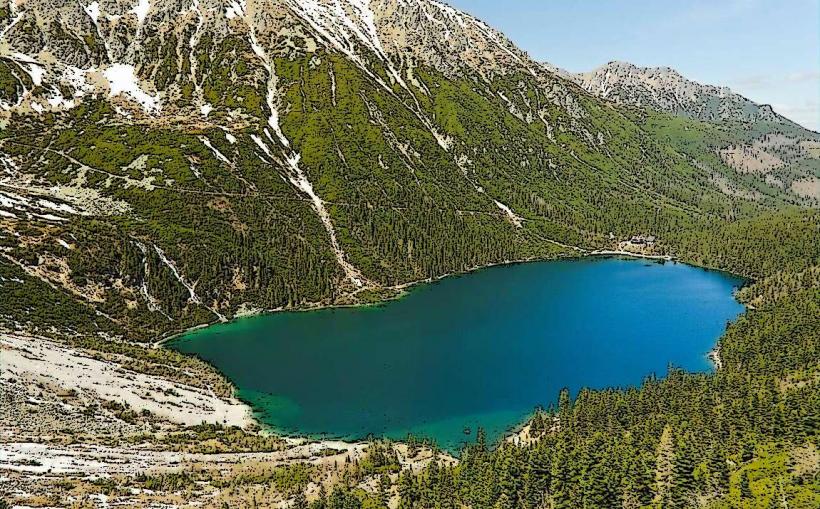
445 0 820 131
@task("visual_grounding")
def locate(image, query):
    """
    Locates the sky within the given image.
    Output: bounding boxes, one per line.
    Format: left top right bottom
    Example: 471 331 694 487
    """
445 0 820 131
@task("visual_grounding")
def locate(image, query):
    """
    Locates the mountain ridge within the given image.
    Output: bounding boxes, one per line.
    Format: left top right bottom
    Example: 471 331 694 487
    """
556 59 806 128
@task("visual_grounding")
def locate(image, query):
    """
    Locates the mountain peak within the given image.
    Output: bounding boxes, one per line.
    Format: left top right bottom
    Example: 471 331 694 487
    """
569 60 781 124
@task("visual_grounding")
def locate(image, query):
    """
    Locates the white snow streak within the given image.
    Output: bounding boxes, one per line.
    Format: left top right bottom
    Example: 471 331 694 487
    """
493 200 523 228
11 53 44 86
188 0 207 114
225 0 246 19
248 30 290 147
0 6 25 43
153 245 226 321
199 136 231 165
133 242 172 319
455 155 523 228
153 245 199 304
250 134 274 158
0 189 77 222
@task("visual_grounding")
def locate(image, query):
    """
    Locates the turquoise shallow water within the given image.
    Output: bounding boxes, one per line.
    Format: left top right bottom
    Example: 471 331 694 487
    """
170 258 745 451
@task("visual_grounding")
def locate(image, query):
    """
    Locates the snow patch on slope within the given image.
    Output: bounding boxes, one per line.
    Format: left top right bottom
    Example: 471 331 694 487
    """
84 2 100 23
131 0 151 25
11 53 44 86
225 0 246 19
0 188 80 223
188 0 209 115
62 66 95 95
248 31 290 148
200 136 232 165
103 64 160 113
0 5 25 43
153 244 226 321
47 88 76 109
133 241 172 319
493 200 523 227
250 134 274 158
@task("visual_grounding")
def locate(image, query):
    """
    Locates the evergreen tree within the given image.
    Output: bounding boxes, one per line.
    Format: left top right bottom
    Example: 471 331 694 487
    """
739 471 752 500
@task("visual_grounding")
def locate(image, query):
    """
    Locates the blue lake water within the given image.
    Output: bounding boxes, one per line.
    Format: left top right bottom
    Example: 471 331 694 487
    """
170 257 745 451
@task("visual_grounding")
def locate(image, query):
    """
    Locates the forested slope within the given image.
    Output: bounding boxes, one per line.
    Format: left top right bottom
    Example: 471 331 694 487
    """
393 245 819 509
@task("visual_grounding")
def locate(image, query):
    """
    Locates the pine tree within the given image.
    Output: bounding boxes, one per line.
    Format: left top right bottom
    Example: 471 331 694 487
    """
378 474 391 508
314 485 328 509
739 471 752 500
549 441 571 509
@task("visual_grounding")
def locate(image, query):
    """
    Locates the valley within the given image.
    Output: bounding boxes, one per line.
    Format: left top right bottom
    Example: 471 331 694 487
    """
0 0 817 507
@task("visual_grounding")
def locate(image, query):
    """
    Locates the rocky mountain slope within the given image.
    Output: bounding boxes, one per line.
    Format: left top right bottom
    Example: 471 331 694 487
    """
0 0 812 338
548 60 820 206
566 60 782 124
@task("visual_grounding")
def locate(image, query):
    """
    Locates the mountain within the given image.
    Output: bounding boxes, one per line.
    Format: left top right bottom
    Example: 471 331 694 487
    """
0 0 815 345
567 60 782 124
545 60 820 206
0 0 742 337
0 0 577 115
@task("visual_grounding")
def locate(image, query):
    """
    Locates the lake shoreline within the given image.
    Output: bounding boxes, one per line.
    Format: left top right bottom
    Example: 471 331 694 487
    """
163 250 747 451
155 248 698 349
